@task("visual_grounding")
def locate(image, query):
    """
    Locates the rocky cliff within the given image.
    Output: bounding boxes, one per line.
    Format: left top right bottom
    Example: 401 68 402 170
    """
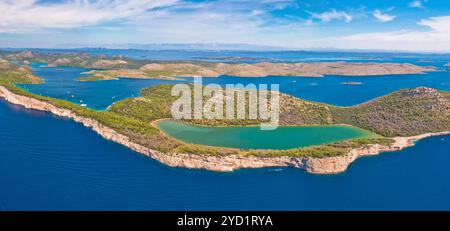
1 85 447 174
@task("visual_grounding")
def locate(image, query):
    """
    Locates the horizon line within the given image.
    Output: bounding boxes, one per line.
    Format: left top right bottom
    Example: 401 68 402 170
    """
2 45 450 55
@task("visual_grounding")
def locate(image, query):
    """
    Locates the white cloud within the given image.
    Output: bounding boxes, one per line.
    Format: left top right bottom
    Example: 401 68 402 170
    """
117 1 267 45
1 0 448 52
116 0 304 45
333 15 450 51
386 7 396 12
261 0 295 10
418 16 450 32
0 0 178 33
409 0 424 8
373 10 396 22
251 10 265 16
309 9 353 23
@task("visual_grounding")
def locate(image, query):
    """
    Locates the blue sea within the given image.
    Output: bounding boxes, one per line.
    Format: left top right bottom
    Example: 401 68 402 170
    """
19 61 450 109
2 50 450 210
18 63 183 110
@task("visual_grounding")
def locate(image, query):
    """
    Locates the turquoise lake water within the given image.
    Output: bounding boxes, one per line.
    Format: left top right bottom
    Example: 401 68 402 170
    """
157 121 378 150
2 50 450 210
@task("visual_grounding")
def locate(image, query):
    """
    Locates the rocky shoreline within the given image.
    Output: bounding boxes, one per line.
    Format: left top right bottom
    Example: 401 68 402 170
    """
1 85 448 174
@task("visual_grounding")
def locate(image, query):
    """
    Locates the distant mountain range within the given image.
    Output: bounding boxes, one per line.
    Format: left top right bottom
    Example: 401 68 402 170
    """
57 43 289 51
2 43 449 54
47 43 449 54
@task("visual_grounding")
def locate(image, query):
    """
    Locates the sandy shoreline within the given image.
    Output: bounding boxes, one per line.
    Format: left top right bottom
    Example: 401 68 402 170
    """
1 85 449 174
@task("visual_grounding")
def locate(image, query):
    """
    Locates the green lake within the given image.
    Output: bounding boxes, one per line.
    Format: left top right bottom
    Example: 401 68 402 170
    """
156 121 380 150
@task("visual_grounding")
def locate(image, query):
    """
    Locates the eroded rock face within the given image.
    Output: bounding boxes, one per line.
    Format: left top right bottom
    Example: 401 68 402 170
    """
1 85 447 174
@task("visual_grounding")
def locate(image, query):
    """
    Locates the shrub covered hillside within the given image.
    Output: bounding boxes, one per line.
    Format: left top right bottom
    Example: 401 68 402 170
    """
0 59 42 84
108 85 178 122
0 60 398 158
1 50 141 69
108 84 335 126
1 59 448 158
332 87 450 137
110 84 450 138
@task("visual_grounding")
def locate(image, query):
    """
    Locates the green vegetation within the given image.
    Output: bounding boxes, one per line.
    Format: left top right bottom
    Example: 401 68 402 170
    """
3 58 448 160
143 70 178 78
76 70 123 81
3 50 435 82
0 63 393 158
107 84 402 157
0 60 42 85
76 74 115 82
109 84 334 126
110 83 450 138
247 138 394 158
331 88 450 136
110 84 177 122
0 61 177 152
76 69 182 82
1 50 142 69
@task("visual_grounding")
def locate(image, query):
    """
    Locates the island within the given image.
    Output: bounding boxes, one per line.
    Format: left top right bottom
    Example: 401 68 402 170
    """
1 57 449 174
1 51 437 82
78 61 436 81
2 50 137 69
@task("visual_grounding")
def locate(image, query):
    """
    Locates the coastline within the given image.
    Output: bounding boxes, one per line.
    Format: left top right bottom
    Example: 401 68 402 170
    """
1 85 449 174
76 61 438 82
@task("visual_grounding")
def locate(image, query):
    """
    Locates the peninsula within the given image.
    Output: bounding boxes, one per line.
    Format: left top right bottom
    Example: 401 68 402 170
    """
1 58 449 174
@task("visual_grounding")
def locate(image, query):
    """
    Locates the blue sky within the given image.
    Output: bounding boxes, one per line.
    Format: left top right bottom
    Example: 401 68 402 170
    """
0 0 449 51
